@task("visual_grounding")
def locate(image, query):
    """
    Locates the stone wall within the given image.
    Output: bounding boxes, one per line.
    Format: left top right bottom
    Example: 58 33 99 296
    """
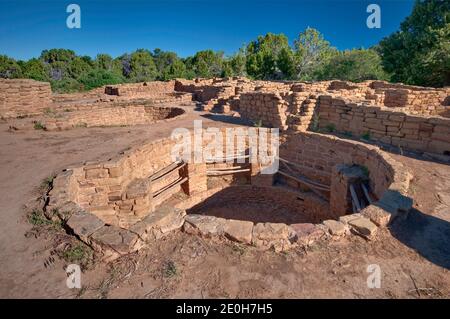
105 81 175 97
279 132 404 200
0 79 52 118
42 104 185 130
317 96 450 155
65 138 182 228
239 92 289 129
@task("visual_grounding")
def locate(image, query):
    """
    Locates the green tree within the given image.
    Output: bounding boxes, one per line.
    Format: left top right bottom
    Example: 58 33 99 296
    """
152 49 187 80
68 56 93 80
378 0 450 87
293 27 335 80
277 47 296 79
128 49 158 82
187 50 224 78
40 49 76 64
318 49 389 82
221 60 234 78
245 33 291 79
161 59 187 80
229 49 247 77
0 55 22 78
79 69 124 90
21 58 49 81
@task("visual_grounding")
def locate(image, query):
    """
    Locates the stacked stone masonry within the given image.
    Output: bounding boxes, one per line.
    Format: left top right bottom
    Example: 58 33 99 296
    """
42 103 185 130
0 79 52 118
173 78 450 155
47 127 412 260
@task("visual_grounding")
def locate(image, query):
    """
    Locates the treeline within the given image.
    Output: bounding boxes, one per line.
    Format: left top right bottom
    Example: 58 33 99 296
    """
0 0 448 92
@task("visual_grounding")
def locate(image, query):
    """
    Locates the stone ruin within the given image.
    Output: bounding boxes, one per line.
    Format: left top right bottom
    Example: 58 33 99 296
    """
2 77 448 260
46 127 412 260
174 77 450 155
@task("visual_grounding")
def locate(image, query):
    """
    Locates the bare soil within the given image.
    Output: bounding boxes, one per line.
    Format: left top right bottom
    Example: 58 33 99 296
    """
0 104 449 298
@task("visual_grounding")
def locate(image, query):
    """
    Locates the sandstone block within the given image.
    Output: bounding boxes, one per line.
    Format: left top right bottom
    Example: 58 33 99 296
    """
361 205 393 227
252 222 294 252
183 214 226 237
67 210 105 242
322 219 348 236
348 217 378 239
223 219 254 244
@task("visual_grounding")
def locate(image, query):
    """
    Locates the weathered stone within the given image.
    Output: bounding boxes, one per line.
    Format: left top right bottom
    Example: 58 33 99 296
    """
290 223 325 245
223 219 253 244
183 214 226 237
252 222 293 252
322 219 348 236
129 205 186 241
348 217 378 239
338 213 362 225
85 168 108 179
66 210 104 241
90 225 141 257
361 205 393 227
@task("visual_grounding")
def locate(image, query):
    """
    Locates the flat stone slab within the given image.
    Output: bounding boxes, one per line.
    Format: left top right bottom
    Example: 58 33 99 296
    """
323 219 348 236
338 213 362 225
223 219 254 244
66 210 105 241
183 214 226 237
90 225 141 256
130 205 186 241
348 217 378 239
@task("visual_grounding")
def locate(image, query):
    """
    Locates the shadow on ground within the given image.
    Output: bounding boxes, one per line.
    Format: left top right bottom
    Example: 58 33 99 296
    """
390 207 450 270
200 113 253 126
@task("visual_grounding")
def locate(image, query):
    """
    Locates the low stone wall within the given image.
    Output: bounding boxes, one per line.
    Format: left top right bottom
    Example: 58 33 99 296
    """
55 137 182 228
105 81 175 97
0 79 52 118
42 104 185 130
326 80 449 116
317 96 450 155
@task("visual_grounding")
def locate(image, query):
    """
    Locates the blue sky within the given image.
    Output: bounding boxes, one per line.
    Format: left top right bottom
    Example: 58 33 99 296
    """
0 0 415 60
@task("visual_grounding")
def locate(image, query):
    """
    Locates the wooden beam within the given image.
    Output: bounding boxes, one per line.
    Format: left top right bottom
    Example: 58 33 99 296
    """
206 168 251 176
277 170 330 191
150 160 184 182
153 177 188 198
349 184 361 212
278 157 329 189
361 183 373 204
205 154 250 163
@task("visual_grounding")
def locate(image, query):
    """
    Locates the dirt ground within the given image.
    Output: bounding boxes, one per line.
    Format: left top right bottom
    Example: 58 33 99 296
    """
0 104 449 299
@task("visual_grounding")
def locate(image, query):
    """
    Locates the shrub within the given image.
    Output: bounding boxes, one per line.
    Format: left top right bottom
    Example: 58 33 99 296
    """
79 69 124 90
34 122 46 130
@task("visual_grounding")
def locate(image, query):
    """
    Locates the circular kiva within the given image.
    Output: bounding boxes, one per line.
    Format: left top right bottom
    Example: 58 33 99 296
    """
46 129 412 261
